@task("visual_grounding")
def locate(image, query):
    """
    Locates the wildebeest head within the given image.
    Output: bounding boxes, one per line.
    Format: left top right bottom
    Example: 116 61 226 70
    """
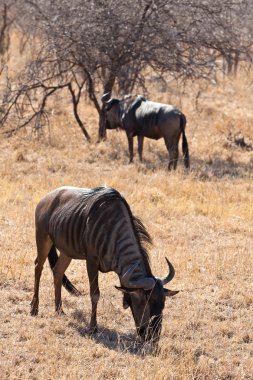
116 258 179 344
101 93 123 130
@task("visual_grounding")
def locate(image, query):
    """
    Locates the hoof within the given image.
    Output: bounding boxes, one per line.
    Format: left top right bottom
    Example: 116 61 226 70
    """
89 326 98 334
56 309 66 316
30 309 38 316
30 300 38 316
73 289 82 297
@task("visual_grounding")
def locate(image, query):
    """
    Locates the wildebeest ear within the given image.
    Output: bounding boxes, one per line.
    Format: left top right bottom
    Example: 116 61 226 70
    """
115 286 136 294
164 288 180 297
115 285 140 294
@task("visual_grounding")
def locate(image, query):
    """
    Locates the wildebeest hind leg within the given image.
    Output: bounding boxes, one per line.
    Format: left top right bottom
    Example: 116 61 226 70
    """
86 258 100 332
165 139 179 171
53 251 72 314
31 233 52 316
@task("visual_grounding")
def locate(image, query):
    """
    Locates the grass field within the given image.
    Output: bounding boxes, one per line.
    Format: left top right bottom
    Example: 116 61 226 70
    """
0 64 253 379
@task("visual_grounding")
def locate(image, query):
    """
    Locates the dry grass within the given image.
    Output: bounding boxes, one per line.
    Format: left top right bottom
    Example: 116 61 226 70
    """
1 61 253 379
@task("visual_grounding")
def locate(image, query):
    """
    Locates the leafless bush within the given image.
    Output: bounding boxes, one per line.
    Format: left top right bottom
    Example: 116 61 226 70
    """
0 1 15 75
0 0 252 140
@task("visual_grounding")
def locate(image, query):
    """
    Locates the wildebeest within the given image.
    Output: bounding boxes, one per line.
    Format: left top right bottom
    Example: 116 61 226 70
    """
31 186 179 343
102 93 190 170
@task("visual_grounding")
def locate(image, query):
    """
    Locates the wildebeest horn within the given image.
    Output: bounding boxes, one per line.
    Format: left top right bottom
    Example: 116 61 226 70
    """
160 257 175 285
101 92 111 103
121 262 156 290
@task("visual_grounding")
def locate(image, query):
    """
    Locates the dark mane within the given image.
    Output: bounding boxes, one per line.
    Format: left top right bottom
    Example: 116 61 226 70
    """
88 187 153 276
132 215 153 276
123 95 146 114
120 196 153 277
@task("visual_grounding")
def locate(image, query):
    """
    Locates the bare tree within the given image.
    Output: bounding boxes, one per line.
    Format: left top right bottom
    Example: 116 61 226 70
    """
0 1 14 75
0 0 252 140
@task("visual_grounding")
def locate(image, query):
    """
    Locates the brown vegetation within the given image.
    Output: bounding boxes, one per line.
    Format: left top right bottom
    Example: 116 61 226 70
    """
1 60 253 379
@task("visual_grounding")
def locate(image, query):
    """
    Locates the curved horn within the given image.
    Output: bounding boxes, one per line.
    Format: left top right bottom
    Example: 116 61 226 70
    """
101 92 111 103
160 257 175 285
121 263 156 290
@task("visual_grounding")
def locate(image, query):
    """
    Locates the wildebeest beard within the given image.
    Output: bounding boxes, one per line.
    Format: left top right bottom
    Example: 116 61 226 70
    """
123 280 165 344
145 282 165 342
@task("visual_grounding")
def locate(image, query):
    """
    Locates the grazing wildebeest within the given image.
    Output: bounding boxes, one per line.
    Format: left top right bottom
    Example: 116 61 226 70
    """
31 186 179 343
102 93 190 170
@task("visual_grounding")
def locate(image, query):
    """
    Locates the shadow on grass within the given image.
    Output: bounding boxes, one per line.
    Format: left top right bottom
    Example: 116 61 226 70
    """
69 309 156 356
132 149 253 180
108 129 253 179
192 155 253 180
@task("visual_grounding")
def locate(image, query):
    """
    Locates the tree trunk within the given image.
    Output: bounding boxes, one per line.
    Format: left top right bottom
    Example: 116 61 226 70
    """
98 72 116 141
68 83 91 142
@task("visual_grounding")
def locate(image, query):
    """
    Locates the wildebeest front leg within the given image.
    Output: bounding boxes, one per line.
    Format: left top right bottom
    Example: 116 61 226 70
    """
53 252 72 314
127 135 134 163
86 259 100 332
31 233 52 316
137 135 144 162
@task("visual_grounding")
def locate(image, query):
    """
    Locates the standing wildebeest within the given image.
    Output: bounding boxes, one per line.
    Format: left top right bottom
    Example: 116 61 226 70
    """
102 93 190 170
31 186 179 343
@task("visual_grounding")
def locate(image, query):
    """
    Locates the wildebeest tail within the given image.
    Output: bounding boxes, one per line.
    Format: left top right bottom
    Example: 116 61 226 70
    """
48 245 81 296
180 114 190 169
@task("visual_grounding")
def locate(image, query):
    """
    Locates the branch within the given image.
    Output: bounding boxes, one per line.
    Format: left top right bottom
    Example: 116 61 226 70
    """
68 82 91 142
5 87 57 136
1 81 71 135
